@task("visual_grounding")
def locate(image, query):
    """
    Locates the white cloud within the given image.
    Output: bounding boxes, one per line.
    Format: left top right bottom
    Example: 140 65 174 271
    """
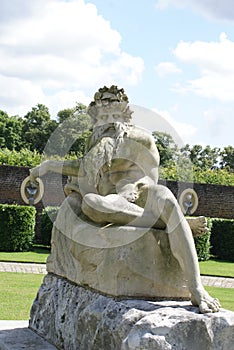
153 108 197 145
0 0 144 116
0 74 45 116
45 90 91 118
198 107 234 148
154 62 182 77
0 0 47 22
172 33 234 101
155 0 234 21
130 105 197 147
203 108 230 138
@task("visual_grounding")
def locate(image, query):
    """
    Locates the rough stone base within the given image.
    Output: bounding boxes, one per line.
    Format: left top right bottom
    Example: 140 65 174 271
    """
29 274 234 350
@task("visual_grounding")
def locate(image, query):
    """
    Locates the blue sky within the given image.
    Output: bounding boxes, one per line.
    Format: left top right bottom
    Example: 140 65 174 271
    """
0 0 234 148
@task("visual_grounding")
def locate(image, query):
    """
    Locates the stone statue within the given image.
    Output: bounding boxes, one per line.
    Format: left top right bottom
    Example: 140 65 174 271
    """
30 85 220 313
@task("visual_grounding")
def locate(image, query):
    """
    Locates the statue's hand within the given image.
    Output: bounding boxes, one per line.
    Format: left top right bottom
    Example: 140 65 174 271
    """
117 182 139 203
30 161 49 184
122 190 139 203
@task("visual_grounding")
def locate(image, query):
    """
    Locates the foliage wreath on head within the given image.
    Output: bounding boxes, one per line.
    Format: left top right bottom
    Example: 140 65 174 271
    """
87 85 133 123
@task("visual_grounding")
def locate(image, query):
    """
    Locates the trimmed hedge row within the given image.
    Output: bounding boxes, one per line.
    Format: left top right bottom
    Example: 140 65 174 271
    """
0 204 36 251
39 206 58 246
210 219 234 262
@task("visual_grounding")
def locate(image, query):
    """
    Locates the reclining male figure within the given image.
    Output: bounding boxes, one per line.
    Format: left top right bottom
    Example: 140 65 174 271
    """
30 86 220 314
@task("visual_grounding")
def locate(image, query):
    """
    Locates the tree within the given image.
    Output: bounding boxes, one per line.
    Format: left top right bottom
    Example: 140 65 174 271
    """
57 103 87 123
22 104 58 153
180 144 220 170
220 146 234 172
0 111 23 150
152 131 179 167
53 103 91 157
57 108 74 124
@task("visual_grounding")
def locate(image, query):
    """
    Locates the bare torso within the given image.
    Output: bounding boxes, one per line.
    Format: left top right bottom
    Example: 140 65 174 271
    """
66 125 159 198
93 126 160 196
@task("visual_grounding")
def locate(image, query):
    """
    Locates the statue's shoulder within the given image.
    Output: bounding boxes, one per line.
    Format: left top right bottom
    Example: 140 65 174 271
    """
127 125 155 147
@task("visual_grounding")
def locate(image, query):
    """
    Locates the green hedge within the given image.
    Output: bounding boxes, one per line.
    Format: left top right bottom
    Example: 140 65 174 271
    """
39 206 59 246
193 218 234 262
0 204 36 251
210 219 234 262
194 218 212 261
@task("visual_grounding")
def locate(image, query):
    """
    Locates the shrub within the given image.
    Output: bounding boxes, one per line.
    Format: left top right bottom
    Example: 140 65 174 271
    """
0 148 42 167
159 164 234 186
210 219 234 262
194 217 212 261
0 204 36 251
0 148 78 167
39 206 59 246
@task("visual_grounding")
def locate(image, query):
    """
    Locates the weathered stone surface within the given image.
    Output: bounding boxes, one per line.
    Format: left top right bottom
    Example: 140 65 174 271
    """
29 274 234 350
46 198 190 300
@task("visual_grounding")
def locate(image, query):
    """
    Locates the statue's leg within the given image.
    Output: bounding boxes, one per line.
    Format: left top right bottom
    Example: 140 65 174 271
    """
82 193 153 227
148 184 220 313
82 187 220 312
136 185 208 236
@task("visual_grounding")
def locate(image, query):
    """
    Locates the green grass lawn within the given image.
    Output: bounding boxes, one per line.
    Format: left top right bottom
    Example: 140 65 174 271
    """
0 272 44 320
0 253 233 319
0 246 50 264
205 286 234 312
0 272 233 320
199 259 234 278
1 250 233 279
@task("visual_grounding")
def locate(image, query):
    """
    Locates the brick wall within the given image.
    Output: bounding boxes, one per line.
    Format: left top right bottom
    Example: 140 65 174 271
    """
0 165 233 220
159 180 234 219
0 165 67 240
0 165 66 209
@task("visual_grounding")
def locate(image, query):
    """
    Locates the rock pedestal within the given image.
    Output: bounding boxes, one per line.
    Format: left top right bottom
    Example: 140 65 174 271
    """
29 274 234 350
29 200 234 349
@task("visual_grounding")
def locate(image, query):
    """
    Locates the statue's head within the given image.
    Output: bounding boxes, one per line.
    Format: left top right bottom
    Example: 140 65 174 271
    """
87 85 133 126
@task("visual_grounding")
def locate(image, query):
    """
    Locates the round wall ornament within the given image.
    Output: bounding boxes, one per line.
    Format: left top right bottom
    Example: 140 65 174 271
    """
179 188 198 215
20 176 44 205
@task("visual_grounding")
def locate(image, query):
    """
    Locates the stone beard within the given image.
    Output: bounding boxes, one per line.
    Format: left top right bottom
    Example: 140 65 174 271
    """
83 121 131 188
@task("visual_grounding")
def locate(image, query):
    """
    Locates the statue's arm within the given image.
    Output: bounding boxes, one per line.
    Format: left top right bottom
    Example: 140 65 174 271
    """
147 136 160 185
30 159 82 183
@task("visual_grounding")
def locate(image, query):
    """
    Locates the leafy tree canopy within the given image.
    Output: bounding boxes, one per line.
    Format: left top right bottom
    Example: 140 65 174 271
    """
152 131 179 167
0 110 23 151
0 105 233 186
153 131 233 185
52 103 91 157
22 104 58 153
220 146 234 172
180 144 220 170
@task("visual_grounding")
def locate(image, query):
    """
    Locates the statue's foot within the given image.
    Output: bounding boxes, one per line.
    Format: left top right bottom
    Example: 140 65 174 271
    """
187 216 208 237
191 288 221 313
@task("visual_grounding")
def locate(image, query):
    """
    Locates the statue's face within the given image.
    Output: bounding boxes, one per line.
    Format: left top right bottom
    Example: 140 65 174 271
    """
94 112 126 127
